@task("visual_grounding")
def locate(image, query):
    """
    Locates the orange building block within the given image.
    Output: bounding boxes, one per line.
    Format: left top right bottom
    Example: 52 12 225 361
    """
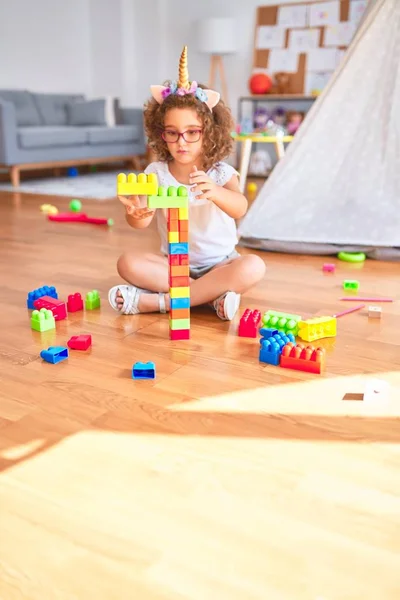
179 220 188 232
168 208 179 221
169 220 179 232
170 265 189 276
171 308 190 319
280 343 326 374
179 231 189 242
170 276 190 287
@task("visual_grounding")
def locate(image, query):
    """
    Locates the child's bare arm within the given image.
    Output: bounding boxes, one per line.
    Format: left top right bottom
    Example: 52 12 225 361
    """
190 168 248 219
117 195 155 229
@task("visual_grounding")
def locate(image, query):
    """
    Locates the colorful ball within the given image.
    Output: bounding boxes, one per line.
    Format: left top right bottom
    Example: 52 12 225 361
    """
69 199 82 213
249 73 273 95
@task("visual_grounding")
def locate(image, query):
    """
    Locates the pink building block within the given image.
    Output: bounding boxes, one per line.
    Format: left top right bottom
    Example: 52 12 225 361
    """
33 296 67 320
323 263 335 272
67 292 84 312
170 329 190 340
67 334 92 350
238 308 261 338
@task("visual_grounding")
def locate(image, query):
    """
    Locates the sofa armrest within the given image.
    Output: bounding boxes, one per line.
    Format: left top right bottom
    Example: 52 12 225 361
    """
119 107 145 149
0 99 18 164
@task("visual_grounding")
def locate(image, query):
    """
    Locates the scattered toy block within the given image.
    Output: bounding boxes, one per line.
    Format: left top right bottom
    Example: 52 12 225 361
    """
368 306 382 318
117 172 158 196
170 297 190 309
343 279 359 291
148 186 188 209
33 296 67 321
85 290 100 310
169 242 189 255
259 331 296 365
67 292 84 312
170 329 190 340
132 361 156 379
170 286 190 299
322 263 335 272
31 308 56 332
27 285 58 309
262 310 302 336
238 308 261 338
40 346 68 364
169 276 190 287
280 343 326 374
297 316 337 342
170 318 190 330
67 334 92 350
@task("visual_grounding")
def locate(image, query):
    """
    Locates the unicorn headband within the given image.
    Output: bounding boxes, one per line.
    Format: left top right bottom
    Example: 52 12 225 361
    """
150 46 220 112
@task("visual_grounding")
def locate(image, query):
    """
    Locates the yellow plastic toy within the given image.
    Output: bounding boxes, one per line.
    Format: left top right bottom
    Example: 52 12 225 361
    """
297 316 337 342
117 172 158 196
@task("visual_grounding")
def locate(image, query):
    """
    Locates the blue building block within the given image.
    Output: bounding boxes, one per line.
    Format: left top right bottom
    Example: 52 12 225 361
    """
27 285 58 309
169 242 189 255
170 297 190 309
259 327 279 340
259 332 296 365
132 361 156 379
40 346 68 364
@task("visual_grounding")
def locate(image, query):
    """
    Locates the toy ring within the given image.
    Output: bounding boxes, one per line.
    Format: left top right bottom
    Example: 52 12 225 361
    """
338 252 366 263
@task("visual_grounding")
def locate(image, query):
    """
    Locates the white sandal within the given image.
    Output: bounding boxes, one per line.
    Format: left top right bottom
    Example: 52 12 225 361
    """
212 291 241 321
108 285 167 315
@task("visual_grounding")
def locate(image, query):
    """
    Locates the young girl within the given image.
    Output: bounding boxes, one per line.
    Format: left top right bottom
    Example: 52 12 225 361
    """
108 46 266 320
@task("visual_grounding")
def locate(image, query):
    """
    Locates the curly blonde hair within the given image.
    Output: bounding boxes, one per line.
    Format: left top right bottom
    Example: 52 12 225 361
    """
143 84 234 171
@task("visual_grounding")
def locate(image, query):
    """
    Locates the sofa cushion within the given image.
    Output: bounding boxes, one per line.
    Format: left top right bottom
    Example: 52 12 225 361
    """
86 125 139 145
67 99 107 126
32 93 85 126
0 89 41 126
18 126 88 149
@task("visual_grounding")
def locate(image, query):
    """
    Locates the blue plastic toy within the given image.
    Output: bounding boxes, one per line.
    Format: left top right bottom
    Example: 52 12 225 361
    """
132 361 156 379
259 331 295 365
40 346 69 364
27 285 58 309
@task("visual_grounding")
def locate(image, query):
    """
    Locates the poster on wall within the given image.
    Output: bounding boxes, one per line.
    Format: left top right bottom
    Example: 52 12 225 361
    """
256 25 286 49
277 4 308 28
268 49 299 73
324 21 357 46
289 28 320 51
309 1 340 27
349 0 368 25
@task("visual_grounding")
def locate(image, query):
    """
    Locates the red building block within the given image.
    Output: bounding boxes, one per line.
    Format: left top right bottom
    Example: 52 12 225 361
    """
170 329 190 340
67 292 84 312
238 308 261 337
33 296 67 320
280 343 326 374
67 334 92 350
179 255 189 265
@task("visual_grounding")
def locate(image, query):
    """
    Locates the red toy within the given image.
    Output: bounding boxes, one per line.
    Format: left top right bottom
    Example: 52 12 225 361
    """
280 342 326 374
249 73 272 95
170 330 190 340
33 296 67 320
67 334 92 350
67 293 84 313
323 263 335 272
48 213 113 226
238 309 261 338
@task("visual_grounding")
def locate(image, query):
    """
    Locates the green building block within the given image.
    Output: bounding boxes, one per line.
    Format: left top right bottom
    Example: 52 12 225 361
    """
343 279 359 291
31 308 56 332
262 310 302 336
85 290 100 310
148 185 188 209
169 317 190 330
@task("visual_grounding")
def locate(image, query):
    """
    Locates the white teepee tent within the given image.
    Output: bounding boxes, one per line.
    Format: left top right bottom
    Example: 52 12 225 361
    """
238 0 400 260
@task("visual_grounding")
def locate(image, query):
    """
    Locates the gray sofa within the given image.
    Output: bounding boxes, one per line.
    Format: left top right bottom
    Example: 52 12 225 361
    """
0 89 145 187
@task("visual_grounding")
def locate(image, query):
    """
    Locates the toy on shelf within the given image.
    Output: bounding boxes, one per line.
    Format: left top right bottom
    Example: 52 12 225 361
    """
31 308 55 332
27 285 58 309
286 111 304 135
262 310 302 336
368 306 382 319
40 346 69 364
85 290 100 310
280 343 326 374
33 296 67 321
259 329 295 365
248 72 272 95
48 213 113 226
132 361 156 379
238 309 261 338
67 293 84 313
68 335 92 350
322 263 335 273
343 280 360 291
297 316 336 343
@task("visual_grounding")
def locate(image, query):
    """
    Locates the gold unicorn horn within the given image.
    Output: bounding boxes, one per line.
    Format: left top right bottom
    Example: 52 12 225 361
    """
178 45 189 90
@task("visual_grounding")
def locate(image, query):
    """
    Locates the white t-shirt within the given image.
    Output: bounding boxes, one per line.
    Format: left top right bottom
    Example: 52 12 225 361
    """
144 161 240 268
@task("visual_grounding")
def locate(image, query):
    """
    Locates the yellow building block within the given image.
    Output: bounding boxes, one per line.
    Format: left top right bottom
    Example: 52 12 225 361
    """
297 316 337 342
168 231 179 243
117 172 158 196
179 206 188 220
170 286 190 299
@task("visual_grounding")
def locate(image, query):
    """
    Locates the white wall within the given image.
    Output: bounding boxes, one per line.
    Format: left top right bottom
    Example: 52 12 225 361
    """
0 0 309 115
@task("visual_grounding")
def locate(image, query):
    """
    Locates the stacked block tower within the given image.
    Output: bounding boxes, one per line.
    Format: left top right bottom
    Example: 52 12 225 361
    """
117 173 190 340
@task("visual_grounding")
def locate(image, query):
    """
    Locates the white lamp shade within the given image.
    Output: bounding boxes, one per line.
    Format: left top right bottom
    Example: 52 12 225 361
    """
196 18 236 55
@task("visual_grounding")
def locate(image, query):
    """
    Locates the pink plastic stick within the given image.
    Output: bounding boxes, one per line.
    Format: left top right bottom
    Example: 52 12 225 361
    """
334 304 365 318
48 213 109 225
339 297 393 302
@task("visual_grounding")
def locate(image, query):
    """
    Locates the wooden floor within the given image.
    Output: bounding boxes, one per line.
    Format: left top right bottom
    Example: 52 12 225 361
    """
1 190 400 600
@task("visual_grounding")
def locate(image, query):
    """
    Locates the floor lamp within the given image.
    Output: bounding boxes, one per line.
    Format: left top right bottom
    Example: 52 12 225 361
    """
196 18 236 105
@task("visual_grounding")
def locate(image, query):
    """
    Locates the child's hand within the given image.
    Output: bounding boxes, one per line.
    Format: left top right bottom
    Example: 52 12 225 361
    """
117 195 154 220
189 166 218 201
